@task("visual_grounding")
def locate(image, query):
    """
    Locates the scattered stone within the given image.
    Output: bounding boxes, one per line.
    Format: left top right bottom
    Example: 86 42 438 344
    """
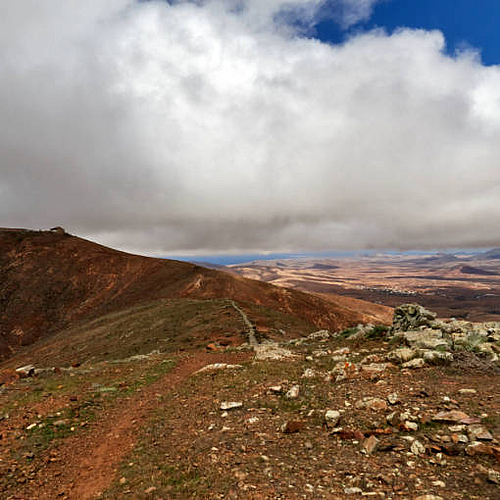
414 496 443 500
246 417 259 425
344 487 363 495
386 411 401 426
332 347 350 356
15 365 35 378
387 347 417 364
410 440 426 456
405 421 419 432
332 429 365 440
361 362 394 375
324 410 341 428
391 304 437 331
356 397 388 411
448 425 465 432
269 386 282 394
255 342 294 361
285 385 300 399
402 358 426 369
301 368 316 378
308 330 330 340
281 420 305 434
119 477 127 485
488 469 500 485
387 393 399 405
423 350 454 365
195 363 242 374
467 424 493 441
432 411 470 423
144 486 157 494
220 402 243 411
362 435 379 455
466 442 494 456
459 388 477 394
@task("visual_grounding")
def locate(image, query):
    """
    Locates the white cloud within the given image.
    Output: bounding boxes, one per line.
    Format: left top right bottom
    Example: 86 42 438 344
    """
1 1 500 254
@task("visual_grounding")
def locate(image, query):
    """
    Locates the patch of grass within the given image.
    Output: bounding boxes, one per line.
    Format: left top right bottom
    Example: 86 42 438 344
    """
339 327 358 339
365 325 389 340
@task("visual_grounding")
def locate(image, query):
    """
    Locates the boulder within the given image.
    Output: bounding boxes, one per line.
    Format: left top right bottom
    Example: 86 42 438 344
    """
422 350 454 365
402 358 426 369
387 347 417 364
391 304 437 332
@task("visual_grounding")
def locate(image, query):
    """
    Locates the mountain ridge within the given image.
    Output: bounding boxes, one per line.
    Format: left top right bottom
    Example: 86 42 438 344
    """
0 228 391 361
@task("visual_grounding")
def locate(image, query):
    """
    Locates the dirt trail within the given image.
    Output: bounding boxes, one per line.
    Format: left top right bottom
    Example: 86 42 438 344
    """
228 300 258 346
17 351 251 500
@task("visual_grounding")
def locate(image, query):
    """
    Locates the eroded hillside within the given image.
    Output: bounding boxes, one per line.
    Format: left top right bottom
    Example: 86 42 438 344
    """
0 228 391 361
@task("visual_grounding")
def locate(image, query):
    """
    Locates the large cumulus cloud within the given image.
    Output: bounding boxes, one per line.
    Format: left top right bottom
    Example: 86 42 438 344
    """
1 0 499 254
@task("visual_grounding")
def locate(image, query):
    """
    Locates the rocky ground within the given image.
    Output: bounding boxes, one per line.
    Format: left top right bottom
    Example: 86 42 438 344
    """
1 304 500 499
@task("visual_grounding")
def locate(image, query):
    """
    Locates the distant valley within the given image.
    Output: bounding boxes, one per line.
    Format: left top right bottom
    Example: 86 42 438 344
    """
229 250 500 322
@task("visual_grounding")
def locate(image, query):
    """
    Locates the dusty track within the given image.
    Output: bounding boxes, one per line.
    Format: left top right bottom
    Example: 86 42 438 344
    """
228 300 258 346
16 351 251 500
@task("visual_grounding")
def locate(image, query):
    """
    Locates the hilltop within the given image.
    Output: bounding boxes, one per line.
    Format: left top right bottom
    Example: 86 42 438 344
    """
0 228 391 362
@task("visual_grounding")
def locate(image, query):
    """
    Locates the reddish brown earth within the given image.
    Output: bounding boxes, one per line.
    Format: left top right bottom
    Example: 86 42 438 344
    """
0 228 391 361
10 351 252 500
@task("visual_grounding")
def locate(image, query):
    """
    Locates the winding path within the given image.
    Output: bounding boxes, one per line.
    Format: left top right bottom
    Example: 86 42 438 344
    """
228 300 258 347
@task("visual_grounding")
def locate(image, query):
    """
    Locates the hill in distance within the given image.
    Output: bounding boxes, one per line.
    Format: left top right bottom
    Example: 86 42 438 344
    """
0 228 391 365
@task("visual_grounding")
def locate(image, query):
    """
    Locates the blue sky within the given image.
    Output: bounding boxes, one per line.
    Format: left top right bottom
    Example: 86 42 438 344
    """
317 0 500 65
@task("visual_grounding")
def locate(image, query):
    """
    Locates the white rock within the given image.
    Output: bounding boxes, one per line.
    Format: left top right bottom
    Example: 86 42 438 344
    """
344 487 363 495
195 363 242 374
459 388 477 394
387 393 399 405
286 385 300 399
488 469 500 484
405 421 419 432
324 410 341 427
410 440 426 456
308 330 330 340
301 368 316 378
16 365 35 377
220 402 243 411
402 358 426 369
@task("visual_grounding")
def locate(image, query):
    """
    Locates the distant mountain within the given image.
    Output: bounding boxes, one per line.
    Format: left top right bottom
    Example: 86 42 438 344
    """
473 248 500 260
310 263 340 270
452 265 498 276
402 253 459 266
0 228 390 361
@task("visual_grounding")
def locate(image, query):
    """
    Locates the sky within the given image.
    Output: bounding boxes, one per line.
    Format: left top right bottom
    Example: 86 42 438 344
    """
1 0 500 256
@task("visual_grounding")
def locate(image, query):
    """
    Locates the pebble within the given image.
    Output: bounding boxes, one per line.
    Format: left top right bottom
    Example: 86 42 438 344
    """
410 440 426 456
285 385 300 399
344 487 363 495
363 435 379 455
324 410 341 428
387 393 399 405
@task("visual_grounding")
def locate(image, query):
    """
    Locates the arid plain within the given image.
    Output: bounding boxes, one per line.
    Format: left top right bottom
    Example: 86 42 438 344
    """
229 250 500 322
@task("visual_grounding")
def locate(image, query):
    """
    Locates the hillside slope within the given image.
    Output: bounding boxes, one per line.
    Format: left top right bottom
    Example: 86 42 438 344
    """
0 228 391 361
